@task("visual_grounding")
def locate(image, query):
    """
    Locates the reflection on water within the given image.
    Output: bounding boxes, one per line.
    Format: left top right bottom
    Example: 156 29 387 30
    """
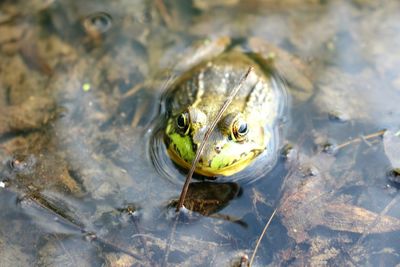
0 0 400 266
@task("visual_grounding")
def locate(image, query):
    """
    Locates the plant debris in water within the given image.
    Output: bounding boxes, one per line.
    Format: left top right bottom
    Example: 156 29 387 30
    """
0 0 400 266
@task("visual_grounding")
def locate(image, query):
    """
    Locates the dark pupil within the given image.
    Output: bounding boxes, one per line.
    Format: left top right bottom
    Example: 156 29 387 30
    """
177 114 186 128
238 123 248 135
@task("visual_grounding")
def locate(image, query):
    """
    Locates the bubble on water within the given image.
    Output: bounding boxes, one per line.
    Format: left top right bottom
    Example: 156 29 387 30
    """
83 12 113 35
9 154 36 174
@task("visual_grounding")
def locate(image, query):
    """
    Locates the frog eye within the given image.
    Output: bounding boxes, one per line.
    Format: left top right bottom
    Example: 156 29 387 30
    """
231 118 249 142
176 112 190 134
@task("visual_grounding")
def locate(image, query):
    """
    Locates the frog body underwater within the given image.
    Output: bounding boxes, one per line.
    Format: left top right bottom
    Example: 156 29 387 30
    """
164 37 312 177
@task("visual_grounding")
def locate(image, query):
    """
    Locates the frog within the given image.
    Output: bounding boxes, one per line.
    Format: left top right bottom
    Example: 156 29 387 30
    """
162 37 313 178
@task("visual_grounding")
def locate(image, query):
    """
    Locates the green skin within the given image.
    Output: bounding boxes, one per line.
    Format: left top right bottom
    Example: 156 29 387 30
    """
164 51 281 177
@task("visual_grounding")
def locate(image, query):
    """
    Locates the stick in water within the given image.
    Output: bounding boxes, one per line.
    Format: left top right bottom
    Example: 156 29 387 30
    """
175 66 254 212
249 208 277 266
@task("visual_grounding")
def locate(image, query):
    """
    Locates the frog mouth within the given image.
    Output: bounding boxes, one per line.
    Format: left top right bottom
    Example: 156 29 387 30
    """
166 146 261 177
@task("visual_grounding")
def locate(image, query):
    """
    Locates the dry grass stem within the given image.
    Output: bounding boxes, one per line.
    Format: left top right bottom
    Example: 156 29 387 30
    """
175 66 254 212
155 0 173 28
249 208 277 266
336 129 386 150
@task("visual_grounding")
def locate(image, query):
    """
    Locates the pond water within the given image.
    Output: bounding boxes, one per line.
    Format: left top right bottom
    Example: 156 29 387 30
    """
1 0 400 266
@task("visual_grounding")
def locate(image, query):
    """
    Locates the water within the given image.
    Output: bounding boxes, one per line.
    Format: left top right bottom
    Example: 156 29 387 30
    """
0 0 400 266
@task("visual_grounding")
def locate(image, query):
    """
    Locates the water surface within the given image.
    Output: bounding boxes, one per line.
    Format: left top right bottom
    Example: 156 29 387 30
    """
0 0 400 266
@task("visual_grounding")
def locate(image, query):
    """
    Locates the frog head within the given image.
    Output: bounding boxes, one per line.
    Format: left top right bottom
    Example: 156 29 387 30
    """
164 106 268 177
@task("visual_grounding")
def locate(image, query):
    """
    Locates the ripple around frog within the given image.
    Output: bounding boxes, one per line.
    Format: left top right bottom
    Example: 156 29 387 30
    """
149 71 288 185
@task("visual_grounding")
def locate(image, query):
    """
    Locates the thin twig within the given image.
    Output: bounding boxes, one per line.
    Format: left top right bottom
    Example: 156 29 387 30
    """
335 129 386 150
17 191 144 261
175 66 253 212
130 215 153 265
162 210 180 267
155 0 173 28
53 233 78 266
351 193 399 250
249 208 277 266
123 82 145 99
131 98 149 128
